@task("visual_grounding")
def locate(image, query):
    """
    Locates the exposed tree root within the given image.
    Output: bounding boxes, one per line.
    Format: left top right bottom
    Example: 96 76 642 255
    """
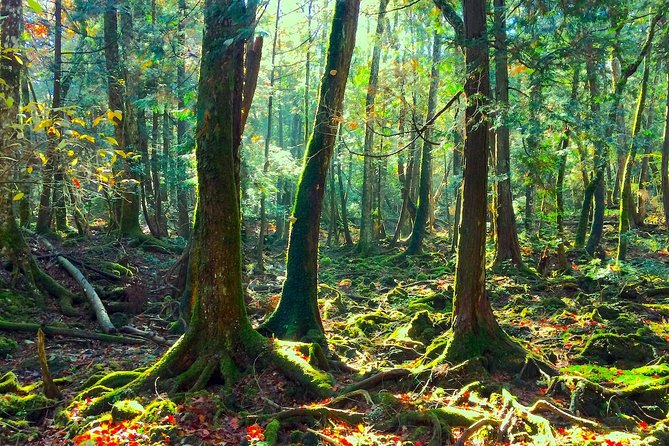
343 368 412 392
252 406 365 424
529 399 602 431
75 331 334 418
455 417 500 446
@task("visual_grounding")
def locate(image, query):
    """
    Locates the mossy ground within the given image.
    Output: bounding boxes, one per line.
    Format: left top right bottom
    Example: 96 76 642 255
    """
3 223 669 444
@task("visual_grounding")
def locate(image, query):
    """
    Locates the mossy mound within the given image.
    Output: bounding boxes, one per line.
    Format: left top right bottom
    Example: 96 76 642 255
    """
575 333 655 368
111 399 145 422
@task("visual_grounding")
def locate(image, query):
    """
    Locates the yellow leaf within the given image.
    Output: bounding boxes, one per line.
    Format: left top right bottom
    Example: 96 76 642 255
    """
98 184 103 192
12 192 24 201
38 153 47 165
67 150 74 157
72 118 86 127
80 134 95 143
98 150 107 158
112 110 123 121
92 115 103 127
71 158 78 166
26 166 33 174
47 126 61 137
114 149 127 158
288 216 297 224
106 136 119 146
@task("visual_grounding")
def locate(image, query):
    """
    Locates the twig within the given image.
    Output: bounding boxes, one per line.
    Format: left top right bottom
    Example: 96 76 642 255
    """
528 399 602 431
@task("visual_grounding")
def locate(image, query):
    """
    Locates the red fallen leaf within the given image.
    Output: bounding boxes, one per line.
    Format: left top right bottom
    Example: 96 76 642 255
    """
462 391 471 399
340 439 354 446
557 427 566 435
165 414 176 424
72 177 81 187
415 442 423 446
616 370 624 376
652 374 661 379
246 424 265 441
605 439 623 446
538 387 547 394
639 421 649 429
85 396 92 405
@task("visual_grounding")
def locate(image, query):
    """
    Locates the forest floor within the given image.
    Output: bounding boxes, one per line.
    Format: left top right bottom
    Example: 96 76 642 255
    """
2 219 669 445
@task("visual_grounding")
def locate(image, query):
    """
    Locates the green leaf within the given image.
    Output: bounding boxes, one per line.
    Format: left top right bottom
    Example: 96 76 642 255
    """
27 0 43 14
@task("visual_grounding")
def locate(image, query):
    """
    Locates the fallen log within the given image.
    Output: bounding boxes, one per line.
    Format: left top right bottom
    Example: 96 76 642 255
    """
31 232 116 333
119 325 172 347
0 320 144 344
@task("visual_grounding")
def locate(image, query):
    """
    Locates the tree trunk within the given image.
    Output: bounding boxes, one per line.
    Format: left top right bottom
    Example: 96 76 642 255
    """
406 31 441 255
662 65 669 230
256 0 281 271
81 2 333 414
637 71 658 224
618 55 651 261
336 140 353 246
261 0 361 342
491 0 522 267
175 0 191 239
441 0 524 367
358 0 389 256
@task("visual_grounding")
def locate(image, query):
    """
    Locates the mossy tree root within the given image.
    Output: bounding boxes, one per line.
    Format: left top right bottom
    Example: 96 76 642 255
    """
426 328 556 378
76 332 334 417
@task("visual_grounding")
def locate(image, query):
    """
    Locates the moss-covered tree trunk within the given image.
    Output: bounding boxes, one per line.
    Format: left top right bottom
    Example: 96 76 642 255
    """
662 65 669 231
491 0 522 268
406 31 441 255
443 0 523 366
261 0 361 342
82 2 332 413
618 55 651 262
358 0 388 256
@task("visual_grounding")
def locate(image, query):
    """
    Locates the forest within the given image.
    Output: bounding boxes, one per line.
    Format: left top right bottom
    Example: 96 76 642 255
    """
2 0 669 444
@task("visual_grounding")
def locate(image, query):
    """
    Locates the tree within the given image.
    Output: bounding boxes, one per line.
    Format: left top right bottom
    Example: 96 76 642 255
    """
406 31 441 255
437 0 526 366
0 0 77 315
261 0 361 342
358 0 389 256
491 0 523 268
81 1 331 416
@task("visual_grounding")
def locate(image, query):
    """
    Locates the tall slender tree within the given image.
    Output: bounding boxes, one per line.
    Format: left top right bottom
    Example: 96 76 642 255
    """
491 0 522 267
358 0 389 255
406 31 441 255
262 0 361 341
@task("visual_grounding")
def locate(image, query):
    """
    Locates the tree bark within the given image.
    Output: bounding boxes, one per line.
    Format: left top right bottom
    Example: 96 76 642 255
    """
662 64 669 230
491 0 522 267
406 31 441 255
440 0 523 366
257 0 281 271
358 0 389 256
261 0 361 341
618 55 651 261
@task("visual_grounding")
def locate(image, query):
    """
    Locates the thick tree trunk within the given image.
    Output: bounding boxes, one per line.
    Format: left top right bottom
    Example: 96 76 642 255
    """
406 31 441 255
358 0 389 256
261 0 361 341
441 0 524 367
491 0 522 267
